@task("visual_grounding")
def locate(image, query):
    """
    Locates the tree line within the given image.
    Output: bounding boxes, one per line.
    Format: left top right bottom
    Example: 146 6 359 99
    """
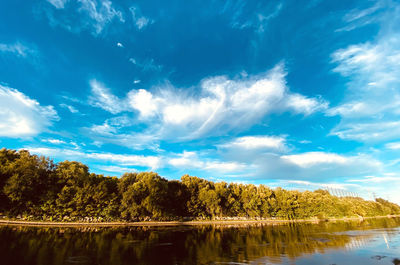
0 148 399 221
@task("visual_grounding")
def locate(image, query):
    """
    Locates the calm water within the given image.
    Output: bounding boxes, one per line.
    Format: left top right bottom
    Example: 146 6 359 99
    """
1 218 400 265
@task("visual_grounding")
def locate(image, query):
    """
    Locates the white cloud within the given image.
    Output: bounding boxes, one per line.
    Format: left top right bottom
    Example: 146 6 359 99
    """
70 141 80 149
88 79 125 114
204 161 245 172
126 63 326 140
26 147 161 169
127 89 159 118
228 1 283 34
348 175 400 183
327 101 372 118
285 94 328 115
218 147 382 181
26 146 243 174
277 179 386 202
47 0 68 9
330 121 400 142
42 139 67 144
136 17 150 29
329 2 400 142
386 142 400 150
87 115 160 150
336 1 385 32
97 165 137 173
275 152 383 179
87 64 327 146
91 122 117 135
168 151 203 168
330 39 400 90
44 0 125 35
90 119 122 135
284 180 361 191
129 57 162 72
165 148 383 185
220 135 287 151
59 103 79 113
0 85 59 137
281 152 348 168
88 153 160 169
41 139 81 150
344 174 400 203
130 6 153 30
168 151 246 173
116 42 123 48
0 42 37 58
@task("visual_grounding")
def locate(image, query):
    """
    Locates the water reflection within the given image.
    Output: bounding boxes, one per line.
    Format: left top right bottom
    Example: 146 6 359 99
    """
0 218 399 265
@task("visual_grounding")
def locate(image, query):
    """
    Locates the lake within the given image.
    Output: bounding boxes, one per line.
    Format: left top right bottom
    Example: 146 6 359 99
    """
0 218 399 265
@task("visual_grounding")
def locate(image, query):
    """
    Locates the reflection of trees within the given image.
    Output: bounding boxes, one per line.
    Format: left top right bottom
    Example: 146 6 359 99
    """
0 218 399 265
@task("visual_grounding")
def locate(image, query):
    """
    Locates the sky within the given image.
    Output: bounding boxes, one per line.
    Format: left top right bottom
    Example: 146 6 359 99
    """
1 0 400 203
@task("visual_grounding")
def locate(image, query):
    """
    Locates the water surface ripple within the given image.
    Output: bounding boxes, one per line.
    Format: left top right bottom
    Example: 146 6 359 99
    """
1 218 400 265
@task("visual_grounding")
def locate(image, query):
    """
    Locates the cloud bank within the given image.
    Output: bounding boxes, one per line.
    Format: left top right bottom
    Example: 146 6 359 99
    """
88 63 328 145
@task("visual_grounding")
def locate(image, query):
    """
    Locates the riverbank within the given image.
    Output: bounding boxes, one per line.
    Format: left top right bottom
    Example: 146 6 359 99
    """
1 215 399 227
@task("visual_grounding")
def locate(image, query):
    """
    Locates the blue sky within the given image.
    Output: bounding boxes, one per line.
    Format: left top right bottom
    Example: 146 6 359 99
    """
1 0 400 203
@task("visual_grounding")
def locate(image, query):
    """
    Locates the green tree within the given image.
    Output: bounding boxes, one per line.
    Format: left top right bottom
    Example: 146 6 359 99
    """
120 172 168 221
0 148 20 212
3 150 55 215
166 180 189 217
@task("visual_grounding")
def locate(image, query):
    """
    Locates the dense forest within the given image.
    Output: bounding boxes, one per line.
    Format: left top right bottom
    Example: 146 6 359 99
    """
0 148 399 222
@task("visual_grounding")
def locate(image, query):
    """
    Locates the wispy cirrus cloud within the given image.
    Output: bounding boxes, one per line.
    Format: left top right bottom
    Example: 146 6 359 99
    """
88 79 125 114
40 138 80 149
285 93 328 115
0 42 38 58
129 6 153 30
44 0 125 35
336 1 385 32
225 1 283 33
59 103 79 113
47 0 68 9
347 174 400 183
129 57 163 72
328 1 400 143
0 84 59 137
87 115 160 150
346 174 400 203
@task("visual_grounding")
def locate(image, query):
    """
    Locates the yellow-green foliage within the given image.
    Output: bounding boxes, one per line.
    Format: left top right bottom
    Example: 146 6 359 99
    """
0 148 399 221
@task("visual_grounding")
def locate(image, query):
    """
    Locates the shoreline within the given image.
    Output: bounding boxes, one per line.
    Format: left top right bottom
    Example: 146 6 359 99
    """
0 215 399 227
